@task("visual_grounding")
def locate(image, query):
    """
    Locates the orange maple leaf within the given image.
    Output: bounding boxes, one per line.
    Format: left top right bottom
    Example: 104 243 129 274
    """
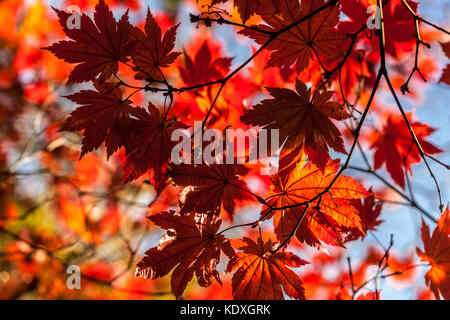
263 157 369 247
417 207 450 300
211 0 263 23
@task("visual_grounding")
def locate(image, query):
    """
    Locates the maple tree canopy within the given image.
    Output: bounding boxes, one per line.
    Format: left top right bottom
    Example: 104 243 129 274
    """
0 0 449 301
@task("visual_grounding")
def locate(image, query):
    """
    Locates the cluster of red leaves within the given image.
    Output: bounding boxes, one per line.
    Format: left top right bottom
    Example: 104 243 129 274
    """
32 0 450 300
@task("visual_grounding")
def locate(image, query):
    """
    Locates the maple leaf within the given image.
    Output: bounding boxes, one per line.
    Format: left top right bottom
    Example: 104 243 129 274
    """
241 79 350 170
262 158 369 247
277 144 306 177
212 0 283 22
417 208 450 300
439 42 450 85
343 191 383 241
45 0 136 84
212 0 270 23
131 9 181 81
123 103 184 188
370 113 442 188
226 236 308 300
60 81 134 158
239 0 346 74
135 210 235 298
330 49 372 97
339 0 418 57
179 41 233 88
233 0 262 23
170 163 252 218
356 292 380 300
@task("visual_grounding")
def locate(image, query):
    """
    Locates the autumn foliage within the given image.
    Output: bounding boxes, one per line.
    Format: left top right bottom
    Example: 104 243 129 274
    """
0 0 449 300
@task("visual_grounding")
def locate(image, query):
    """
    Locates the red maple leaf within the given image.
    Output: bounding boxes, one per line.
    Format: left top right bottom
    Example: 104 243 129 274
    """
262 157 369 247
370 113 442 188
241 79 350 170
417 207 450 300
239 0 346 74
45 0 136 84
226 235 308 300
131 9 181 81
439 42 450 85
179 41 233 88
339 0 418 57
329 49 373 98
170 163 252 218
60 81 134 158
123 103 184 189
343 191 383 241
135 211 235 298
